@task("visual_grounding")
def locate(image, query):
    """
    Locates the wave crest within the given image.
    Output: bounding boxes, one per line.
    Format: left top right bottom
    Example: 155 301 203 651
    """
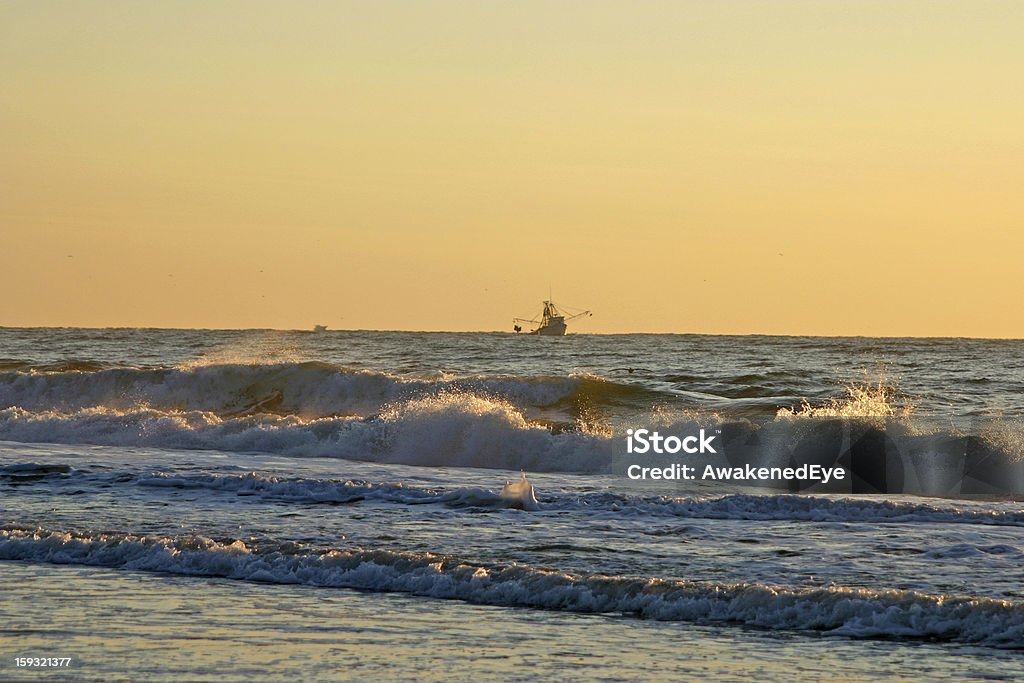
2 527 1021 647
777 379 914 418
0 363 644 420
0 392 613 473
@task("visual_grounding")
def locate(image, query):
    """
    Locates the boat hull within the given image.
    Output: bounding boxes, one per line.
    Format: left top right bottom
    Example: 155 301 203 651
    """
531 320 567 336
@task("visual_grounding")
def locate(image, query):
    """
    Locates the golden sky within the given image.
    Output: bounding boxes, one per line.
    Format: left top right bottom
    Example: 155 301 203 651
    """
2 2 1022 335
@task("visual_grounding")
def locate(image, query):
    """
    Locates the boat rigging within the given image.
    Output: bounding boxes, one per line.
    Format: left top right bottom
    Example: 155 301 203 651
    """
513 299 592 336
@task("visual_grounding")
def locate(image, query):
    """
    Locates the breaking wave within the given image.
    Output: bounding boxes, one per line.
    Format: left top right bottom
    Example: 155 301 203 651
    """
777 379 914 418
0 362 649 419
1 527 1021 647
1 362 1023 492
3 398 1024 490
0 393 614 473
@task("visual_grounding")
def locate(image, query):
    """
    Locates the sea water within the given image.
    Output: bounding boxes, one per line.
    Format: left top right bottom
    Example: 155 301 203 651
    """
1 328 1022 680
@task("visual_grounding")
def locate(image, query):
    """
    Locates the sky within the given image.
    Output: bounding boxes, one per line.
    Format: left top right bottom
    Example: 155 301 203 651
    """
2 1 1022 335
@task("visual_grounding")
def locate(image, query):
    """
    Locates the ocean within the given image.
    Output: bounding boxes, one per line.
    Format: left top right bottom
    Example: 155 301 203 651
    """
1 328 1023 681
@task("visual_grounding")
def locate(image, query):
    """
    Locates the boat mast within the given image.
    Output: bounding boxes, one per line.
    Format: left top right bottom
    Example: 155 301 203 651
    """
513 295 591 333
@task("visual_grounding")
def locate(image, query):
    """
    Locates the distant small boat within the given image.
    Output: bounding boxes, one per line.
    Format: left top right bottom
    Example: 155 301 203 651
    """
312 325 327 333
514 299 591 336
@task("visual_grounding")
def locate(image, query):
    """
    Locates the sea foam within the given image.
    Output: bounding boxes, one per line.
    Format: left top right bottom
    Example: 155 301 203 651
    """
1 527 1021 648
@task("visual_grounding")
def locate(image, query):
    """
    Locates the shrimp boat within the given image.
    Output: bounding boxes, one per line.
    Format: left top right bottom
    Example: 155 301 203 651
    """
514 299 592 336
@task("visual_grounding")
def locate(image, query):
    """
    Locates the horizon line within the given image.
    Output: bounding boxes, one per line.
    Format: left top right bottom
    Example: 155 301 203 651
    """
1 324 1022 342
